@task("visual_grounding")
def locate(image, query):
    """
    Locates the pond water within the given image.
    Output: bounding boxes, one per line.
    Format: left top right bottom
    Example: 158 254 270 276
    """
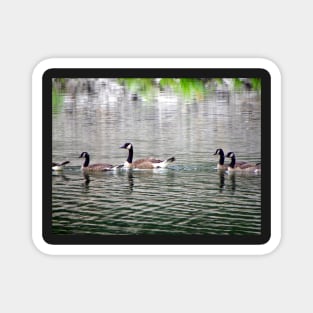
52 79 261 236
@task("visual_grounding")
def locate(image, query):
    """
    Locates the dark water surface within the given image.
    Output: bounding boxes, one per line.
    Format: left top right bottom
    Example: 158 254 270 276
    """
52 79 261 235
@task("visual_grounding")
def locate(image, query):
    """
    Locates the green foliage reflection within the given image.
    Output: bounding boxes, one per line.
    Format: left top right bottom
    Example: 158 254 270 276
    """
119 78 260 101
52 86 64 113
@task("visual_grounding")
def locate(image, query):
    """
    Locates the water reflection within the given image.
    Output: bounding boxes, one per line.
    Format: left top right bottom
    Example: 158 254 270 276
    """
126 171 134 193
82 172 90 187
218 171 225 191
215 170 249 194
52 172 70 182
229 173 236 193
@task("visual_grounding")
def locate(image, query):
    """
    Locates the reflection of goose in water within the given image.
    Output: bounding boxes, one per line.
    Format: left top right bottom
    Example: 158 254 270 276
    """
226 152 261 173
82 172 90 186
79 152 122 171
119 143 175 169
229 172 236 192
52 160 70 171
218 171 225 191
52 172 70 181
126 171 134 193
121 167 176 194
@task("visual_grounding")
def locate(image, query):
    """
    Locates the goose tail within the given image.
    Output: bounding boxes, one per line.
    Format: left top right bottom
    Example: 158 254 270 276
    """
157 156 175 168
166 157 175 163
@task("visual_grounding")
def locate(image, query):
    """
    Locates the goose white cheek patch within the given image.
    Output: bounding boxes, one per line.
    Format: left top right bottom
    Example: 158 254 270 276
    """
32 58 281 255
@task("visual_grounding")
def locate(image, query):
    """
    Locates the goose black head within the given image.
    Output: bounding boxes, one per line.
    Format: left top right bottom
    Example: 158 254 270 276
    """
226 152 235 159
79 152 89 158
120 143 132 150
214 148 224 156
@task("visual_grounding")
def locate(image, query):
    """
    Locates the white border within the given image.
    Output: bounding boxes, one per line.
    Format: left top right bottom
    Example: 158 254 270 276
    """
32 58 281 255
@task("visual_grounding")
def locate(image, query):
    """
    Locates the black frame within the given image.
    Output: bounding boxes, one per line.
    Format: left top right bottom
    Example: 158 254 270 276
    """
43 68 271 245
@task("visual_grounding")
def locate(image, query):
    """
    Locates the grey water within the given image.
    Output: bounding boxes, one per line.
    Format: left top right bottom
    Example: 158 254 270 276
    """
52 79 261 236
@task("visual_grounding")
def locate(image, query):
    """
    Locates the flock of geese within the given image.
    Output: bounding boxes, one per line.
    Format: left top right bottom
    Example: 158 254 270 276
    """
52 143 261 174
213 148 261 173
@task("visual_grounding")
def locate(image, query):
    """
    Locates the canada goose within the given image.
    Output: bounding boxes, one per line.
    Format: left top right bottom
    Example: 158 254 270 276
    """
52 161 70 171
226 152 261 173
79 152 122 171
213 148 246 170
119 142 175 169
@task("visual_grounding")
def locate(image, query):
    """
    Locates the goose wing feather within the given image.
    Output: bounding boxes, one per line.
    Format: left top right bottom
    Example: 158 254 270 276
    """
85 163 114 171
132 159 154 169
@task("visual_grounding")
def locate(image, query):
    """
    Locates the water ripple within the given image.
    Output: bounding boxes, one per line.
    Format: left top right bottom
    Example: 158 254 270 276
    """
52 165 261 235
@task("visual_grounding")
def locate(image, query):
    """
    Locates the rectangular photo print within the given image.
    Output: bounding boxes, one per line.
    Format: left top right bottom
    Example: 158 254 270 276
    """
32 58 281 255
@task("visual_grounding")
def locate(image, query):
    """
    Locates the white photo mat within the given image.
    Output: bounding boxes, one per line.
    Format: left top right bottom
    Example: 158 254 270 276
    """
32 58 281 255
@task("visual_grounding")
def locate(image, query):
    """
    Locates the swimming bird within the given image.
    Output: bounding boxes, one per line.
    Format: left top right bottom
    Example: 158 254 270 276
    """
119 142 175 169
225 152 261 173
52 161 70 171
213 148 246 170
79 152 122 171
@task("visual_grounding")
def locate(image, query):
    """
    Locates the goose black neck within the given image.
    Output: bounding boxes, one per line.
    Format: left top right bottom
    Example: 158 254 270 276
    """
219 151 225 165
127 146 133 163
83 154 90 167
229 155 236 168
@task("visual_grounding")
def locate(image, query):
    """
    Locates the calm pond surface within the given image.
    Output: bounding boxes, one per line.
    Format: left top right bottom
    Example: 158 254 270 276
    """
52 79 261 236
